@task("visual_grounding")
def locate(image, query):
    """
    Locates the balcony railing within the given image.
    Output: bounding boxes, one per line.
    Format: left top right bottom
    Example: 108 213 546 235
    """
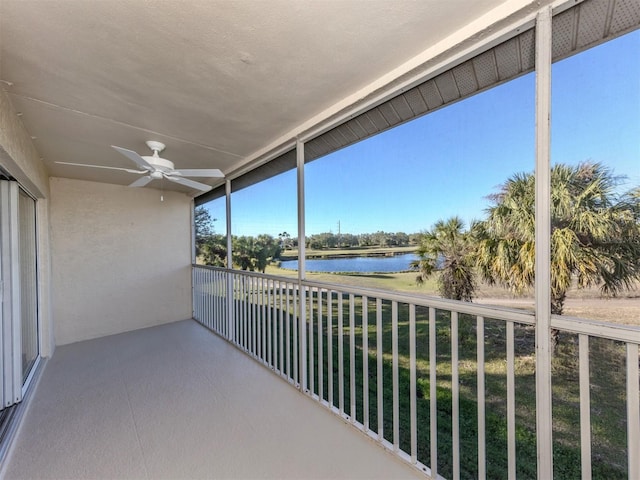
192 265 640 480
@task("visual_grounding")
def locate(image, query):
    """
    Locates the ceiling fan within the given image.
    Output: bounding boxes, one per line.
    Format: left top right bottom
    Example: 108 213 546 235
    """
56 141 224 192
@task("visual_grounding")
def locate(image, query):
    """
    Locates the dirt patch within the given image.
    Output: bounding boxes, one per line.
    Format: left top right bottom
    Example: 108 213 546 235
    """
476 296 640 326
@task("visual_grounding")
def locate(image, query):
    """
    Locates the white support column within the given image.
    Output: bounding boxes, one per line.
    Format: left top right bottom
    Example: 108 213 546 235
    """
225 179 234 341
534 7 553 480
296 139 307 391
190 199 196 319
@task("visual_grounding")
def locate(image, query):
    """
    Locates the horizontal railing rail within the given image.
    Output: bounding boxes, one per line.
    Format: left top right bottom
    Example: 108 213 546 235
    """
192 265 640 480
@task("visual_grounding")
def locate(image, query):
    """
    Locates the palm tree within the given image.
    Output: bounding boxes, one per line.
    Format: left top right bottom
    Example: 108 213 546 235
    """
411 216 476 301
475 162 640 315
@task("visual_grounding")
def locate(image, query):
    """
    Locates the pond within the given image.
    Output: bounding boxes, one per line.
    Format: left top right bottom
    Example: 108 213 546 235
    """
279 253 418 273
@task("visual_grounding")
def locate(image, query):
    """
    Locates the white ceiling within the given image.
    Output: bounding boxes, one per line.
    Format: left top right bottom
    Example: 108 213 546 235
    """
0 0 516 194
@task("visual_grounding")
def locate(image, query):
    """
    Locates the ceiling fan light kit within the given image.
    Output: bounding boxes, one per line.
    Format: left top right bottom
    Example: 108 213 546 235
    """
55 140 224 193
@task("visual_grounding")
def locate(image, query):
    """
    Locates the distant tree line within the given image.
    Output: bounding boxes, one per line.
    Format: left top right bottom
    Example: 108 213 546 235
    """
305 231 415 249
195 209 418 272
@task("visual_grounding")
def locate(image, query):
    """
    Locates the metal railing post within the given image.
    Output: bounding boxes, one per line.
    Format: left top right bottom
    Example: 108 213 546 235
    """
534 7 553 479
296 139 307 391
225 179 234 342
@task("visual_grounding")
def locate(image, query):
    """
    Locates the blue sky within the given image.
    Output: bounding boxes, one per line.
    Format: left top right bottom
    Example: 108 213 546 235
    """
209 30 639 238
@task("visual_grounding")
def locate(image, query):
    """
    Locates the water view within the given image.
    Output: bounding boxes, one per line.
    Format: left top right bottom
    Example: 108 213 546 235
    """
280 253 417 273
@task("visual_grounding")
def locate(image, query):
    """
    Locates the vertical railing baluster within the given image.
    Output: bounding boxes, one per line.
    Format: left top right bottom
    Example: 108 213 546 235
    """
204 272 212 328
300 285 307 392
267 279 272 366
309 286 315 395
261 277 266 364
212 269 216 330
328 291 334 408
224 272 229 337
350 294 356 423
392 301 399 451
429 306 437 479
214 270 218 332
239 274 243 349
227 271 231 339
209 271 216 329
254 277 259 357
293 285 298 385
272 279 277 368
198 268 202 324
477 316 486 480
251 277 256 356
627 342 640 480
214 270 218 330
217 270 221 332
362 296 369 432
226 272 231 342
214 271 218 331
202 268 206 325
338 292 344 415
198 266 206 325
452 311 460 480
244 276 249 349
377 298 384 442
285 282 291 379
507 321 516 480
213 270 217 331
409 303 417 464
271 280 276 368
318 289 324 402
211 271 216 332
239 276 244 345
229 273 234 338
245 275 250 347
193 267 198 321
198 268 202 322
279 280 284 375
193 267 197 320
579 334 592 480
196 268 200 320
254 276 258 353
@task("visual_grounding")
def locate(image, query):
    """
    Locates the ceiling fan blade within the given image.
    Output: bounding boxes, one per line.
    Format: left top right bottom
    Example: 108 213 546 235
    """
165 175 212 192
169 168 224 178
111 145 154 171
55 161 145 174
128 176 153 188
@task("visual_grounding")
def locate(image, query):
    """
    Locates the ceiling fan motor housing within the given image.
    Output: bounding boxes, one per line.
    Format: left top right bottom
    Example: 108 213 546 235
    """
142 155 175 172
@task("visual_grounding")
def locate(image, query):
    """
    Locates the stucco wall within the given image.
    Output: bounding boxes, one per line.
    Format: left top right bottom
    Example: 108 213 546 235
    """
0 89 49 197
50 177 192 345
0 88 55 357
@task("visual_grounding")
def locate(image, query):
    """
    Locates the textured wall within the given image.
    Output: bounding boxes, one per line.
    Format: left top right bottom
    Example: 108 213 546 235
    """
0 88 55 356
50 177 192 345
0 89 49 197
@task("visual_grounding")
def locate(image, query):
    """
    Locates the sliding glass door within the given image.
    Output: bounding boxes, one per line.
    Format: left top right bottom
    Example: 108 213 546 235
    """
0 180 39 411
18 188 38 384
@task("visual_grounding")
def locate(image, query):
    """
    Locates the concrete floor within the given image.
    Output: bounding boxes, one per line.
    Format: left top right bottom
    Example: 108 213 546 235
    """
2 320 422 479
